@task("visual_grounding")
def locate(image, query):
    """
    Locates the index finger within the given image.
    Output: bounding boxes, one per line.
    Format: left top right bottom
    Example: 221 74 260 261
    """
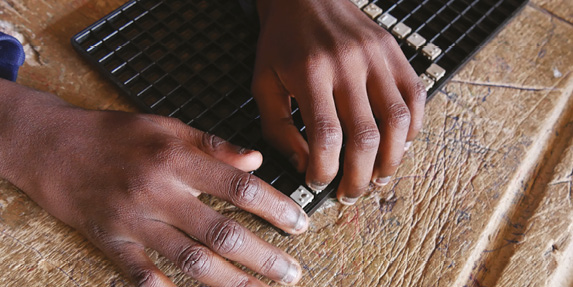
176 148 309 235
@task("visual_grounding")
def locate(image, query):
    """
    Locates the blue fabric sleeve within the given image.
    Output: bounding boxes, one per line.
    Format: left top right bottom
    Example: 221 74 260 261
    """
0 32 25 82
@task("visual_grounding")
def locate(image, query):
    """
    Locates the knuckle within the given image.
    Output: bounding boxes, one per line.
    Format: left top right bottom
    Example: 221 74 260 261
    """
206 218 245 255
132 268 160 287
352 123 380 151
288 52 329 77
229 173 259 207
410 80 428 104
200 132 225 152
386 156 404 169
152 138 187 165
377 30 399 48
333 42 363 63
233 278 251 287
177 245 212 279
260 253 279 275
385 104 411 129
312 120 343 150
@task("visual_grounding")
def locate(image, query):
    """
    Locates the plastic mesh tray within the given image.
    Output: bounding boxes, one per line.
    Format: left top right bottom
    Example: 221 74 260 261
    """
71 0 527 215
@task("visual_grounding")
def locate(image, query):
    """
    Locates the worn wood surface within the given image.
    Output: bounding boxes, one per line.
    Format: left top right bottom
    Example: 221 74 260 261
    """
1 0 573 286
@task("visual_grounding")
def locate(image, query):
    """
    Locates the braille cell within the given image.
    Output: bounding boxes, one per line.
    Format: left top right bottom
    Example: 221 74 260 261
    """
363 3 383 19
377 13 397 29
419 73 435 91
406 32 427 49
421 43 442 60
426 63 446 81
391 22 412 39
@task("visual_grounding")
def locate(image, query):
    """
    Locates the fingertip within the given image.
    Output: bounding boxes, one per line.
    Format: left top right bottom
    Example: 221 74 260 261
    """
278 260 303 285
404 141 412 151
338 195 359 206
293 210 309 234
372 176 391 187
210 145 262 172
236 149 263 172
283 207 309 235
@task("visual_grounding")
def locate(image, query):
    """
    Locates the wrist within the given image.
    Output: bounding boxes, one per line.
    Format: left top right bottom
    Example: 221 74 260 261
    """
0 79 71 186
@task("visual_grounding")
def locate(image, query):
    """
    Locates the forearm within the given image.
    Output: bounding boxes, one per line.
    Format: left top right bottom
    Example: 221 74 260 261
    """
0 79 71 188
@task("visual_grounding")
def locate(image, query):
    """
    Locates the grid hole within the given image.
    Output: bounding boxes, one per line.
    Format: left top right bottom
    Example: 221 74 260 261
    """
115 65 137 84
123 4 146 20
135 13 157 30
182 100 206 119
183 78 207 95
227 112 251 131
199 64 221 84
152 101 176 117
212 123 235 140
139 0 160 10
156 76 179 95
108 13 130 29
191 14 211 30
174 44 195 61
127 76 150 95
255 161 283 183
103 55 124 72
145 43 168 61
119 22 143 39
163 34 183 50
139 88 163 106
158 54 180 72
129 54 153 71
167 87 191 107
212 99 237 118
164 15 185 29
194 111 220 132
149 24 170 41
141 65 164 83
190 34 210 51
228 88 251 107
92 22 115 39
172 66 193 84
133 33 155 50
151 3 171 20
196 88 220 107
214 55 237 73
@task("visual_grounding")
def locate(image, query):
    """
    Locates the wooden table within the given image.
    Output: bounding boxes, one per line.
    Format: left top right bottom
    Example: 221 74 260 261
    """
1 0 572 286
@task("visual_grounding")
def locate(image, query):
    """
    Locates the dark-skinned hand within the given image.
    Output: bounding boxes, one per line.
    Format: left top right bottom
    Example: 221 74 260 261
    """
252 0 426 204
0 79 308 286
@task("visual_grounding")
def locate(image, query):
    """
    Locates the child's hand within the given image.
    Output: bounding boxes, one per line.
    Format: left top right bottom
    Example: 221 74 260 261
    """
0 80 307 286
252 0 426 204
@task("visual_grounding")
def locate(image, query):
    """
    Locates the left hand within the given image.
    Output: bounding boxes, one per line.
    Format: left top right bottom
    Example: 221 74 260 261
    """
251 0 426 204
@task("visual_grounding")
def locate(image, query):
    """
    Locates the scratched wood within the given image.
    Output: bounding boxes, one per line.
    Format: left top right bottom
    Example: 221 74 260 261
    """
1 0 573 286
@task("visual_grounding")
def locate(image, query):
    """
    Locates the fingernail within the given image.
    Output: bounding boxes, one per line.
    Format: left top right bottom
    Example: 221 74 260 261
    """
280 260 301 284
294 210 308 232
238 147 255 154
373 176 391 186
404 141 412 151
308 182 328 192
339 196 359 206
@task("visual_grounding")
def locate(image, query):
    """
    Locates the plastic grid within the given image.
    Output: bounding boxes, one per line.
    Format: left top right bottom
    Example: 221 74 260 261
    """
71 0 527 215
357 0 528 91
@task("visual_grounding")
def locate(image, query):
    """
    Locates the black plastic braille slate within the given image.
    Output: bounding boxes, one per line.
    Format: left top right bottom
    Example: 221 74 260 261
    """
71 0 527 215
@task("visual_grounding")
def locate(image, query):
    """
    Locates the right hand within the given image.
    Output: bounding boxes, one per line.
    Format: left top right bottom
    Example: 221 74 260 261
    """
0 79 308 286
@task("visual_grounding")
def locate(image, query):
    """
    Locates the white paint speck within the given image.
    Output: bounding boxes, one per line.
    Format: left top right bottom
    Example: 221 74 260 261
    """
553 67 563 78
